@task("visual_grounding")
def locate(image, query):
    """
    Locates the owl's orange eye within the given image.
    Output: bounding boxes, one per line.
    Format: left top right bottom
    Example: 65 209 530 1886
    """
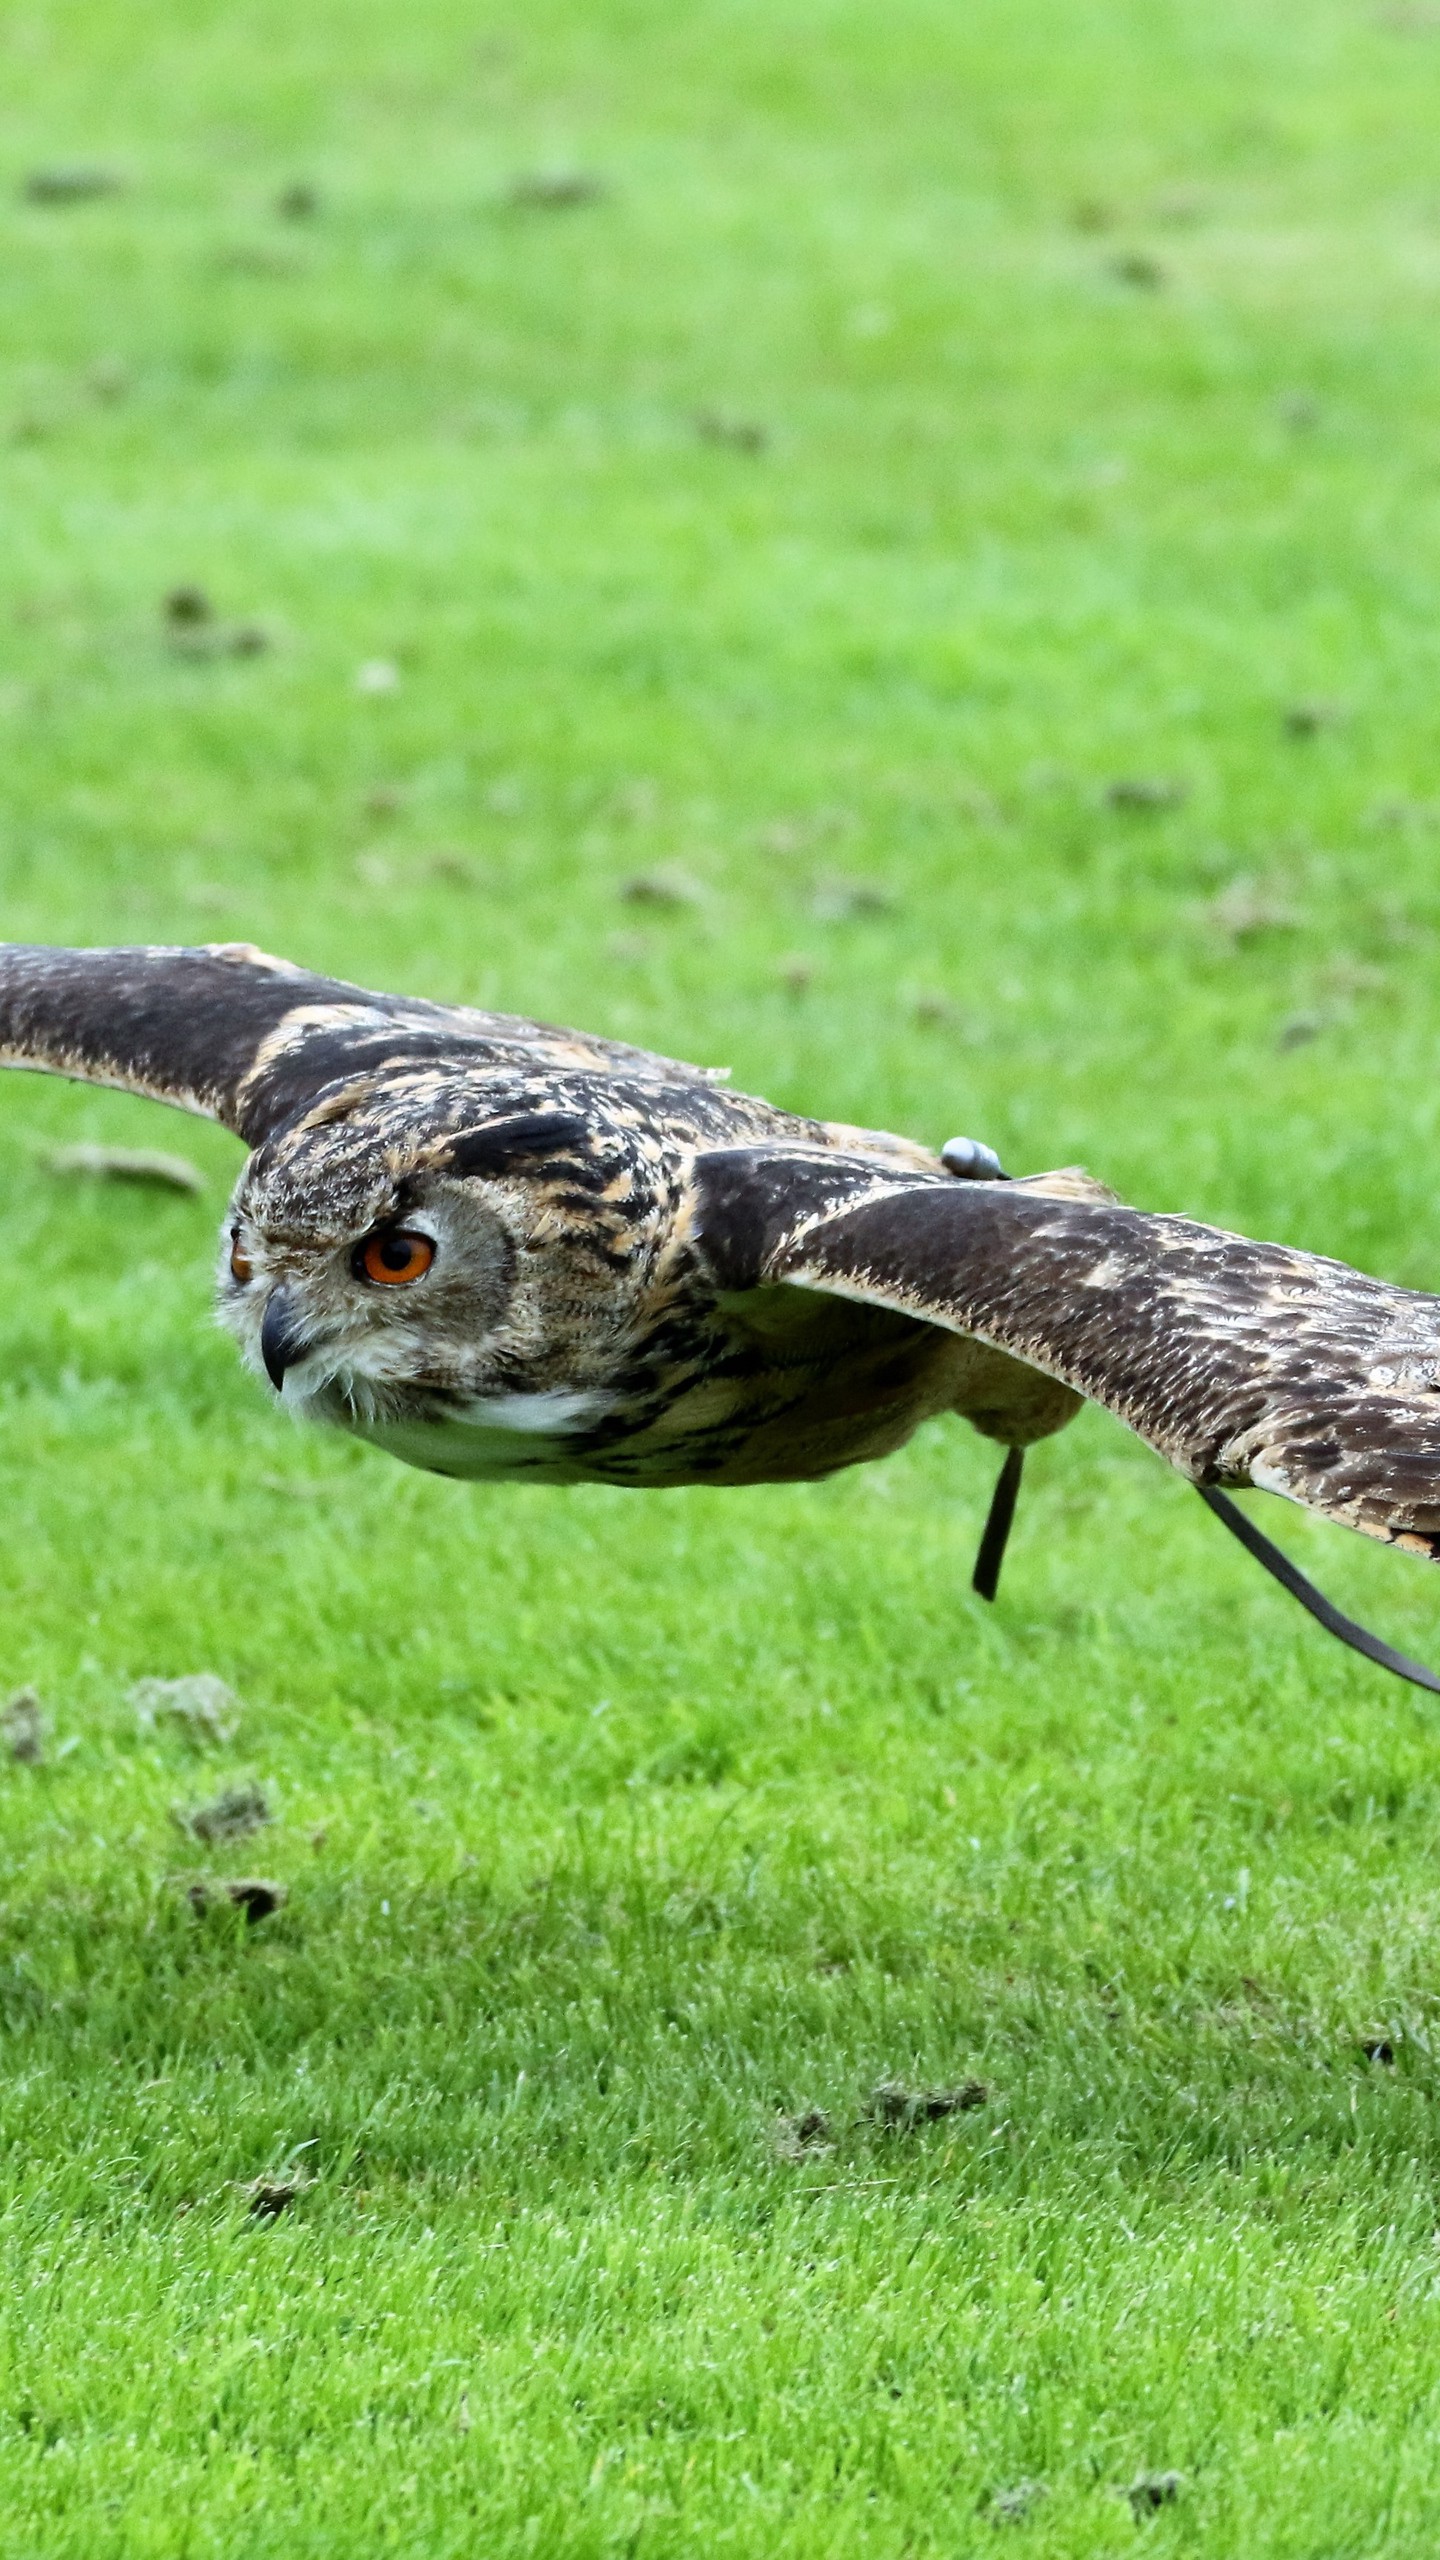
358 1229 435 1287
230 1236 253 1285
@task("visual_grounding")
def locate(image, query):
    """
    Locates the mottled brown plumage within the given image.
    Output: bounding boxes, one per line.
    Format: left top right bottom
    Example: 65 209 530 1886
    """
2 941 1439 1678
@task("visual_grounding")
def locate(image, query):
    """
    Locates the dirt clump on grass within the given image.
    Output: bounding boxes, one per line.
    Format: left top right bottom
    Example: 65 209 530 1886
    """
1125 2472 1183 2515
172 1781 271 1843
2 1688 46 1764
694 408 768 454
24 165 123 203
809 873 897 921
620 865 703 908
1110 249 1165 287
1284 697 1346 737
1105 775 1186 811
162 586 270 659
504 169 607 210
1203 876 1301 945
773 2108 832 2159
987 2479 1048 2523
243 2175 309 2219
865 2079 987 2128
134 1674 241 1745
185 1877 287 1923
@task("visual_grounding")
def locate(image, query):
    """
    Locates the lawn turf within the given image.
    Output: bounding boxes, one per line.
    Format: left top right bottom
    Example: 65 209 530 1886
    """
5 0 1440 2550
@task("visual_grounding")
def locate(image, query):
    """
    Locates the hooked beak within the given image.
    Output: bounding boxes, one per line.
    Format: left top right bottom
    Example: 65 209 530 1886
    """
260 1286 315 1393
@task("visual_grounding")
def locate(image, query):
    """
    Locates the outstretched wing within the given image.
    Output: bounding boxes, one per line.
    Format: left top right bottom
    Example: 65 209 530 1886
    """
0 943 709 1145
694 1147 1440 1555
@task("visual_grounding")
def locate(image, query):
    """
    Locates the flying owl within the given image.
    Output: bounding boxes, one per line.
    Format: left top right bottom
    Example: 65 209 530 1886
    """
1 939 1438 1690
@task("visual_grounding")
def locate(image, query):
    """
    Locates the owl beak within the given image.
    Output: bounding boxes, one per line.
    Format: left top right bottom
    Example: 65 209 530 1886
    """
260 1287 313 1392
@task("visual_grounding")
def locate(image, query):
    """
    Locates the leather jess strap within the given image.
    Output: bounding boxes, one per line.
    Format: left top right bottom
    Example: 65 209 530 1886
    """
969 1448 1440 1694
1196 1486 1440 1696
971 1446 1024 1603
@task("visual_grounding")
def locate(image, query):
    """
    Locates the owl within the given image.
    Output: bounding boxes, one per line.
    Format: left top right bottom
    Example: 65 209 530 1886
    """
2 938 1438 1690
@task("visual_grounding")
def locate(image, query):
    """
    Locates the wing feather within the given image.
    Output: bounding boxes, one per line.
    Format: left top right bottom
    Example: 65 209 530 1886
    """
694 1148 1440 1555
0 943 711 1142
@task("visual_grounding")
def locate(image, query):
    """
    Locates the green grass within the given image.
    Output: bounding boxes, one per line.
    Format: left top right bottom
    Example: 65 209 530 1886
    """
9 0 1440 2548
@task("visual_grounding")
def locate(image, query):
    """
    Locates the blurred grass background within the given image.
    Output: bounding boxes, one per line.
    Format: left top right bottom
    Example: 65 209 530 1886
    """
7 0 1440 2551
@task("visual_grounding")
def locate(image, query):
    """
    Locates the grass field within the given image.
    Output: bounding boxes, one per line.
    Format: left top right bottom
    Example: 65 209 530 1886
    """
9 0 1440 2549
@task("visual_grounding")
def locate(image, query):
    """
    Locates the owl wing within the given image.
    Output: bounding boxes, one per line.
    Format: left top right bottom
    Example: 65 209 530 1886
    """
695 1147 1440 1688
0 942 709 1144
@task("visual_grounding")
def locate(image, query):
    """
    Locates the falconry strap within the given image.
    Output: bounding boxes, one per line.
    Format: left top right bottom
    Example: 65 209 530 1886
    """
1196 1485 1440 1696
971 1446 1025 1604
971 1449 1440 1695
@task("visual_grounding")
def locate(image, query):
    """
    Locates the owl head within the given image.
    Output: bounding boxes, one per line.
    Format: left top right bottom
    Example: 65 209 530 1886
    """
216 1078 669 1427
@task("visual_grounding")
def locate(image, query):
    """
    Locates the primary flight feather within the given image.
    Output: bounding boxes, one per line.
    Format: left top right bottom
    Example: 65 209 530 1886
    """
3 940 1439 1679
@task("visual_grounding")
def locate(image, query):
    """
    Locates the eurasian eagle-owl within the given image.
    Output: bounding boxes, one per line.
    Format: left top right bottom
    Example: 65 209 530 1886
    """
1 938 1437 1688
